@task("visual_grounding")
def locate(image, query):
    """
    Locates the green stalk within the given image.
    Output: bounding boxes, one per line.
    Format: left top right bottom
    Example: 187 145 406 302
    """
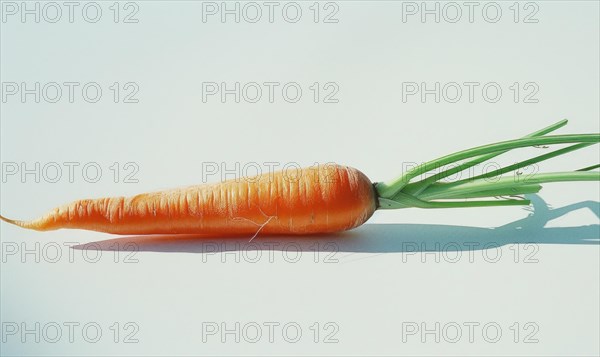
402 119 569 196
423 184 542 200
379 195 530 210
417 172 600 201
577 164 600 171
374 120 599 210
376 134 599 199
451 142 594 185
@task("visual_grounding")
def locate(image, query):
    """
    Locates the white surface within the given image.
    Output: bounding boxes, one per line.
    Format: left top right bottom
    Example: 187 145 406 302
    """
1 1 599 356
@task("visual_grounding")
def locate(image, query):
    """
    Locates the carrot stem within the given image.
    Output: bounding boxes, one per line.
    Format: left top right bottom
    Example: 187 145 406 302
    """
402 119 570 196
426 184 542 200
377 133 599 199
376 120 600 210
379 195 530 209
445 142 594 186
417 171 600 201
577 164 600 171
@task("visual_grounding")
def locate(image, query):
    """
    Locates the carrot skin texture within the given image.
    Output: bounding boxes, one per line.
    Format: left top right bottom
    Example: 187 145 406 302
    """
3 165 377 235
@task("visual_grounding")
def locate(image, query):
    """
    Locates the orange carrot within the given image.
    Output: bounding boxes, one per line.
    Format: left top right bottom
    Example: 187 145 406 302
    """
1 120 599 237
0 164 377 236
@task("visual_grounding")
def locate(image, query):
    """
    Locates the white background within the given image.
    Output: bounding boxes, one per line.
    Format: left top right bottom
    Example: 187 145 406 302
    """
1 1 599 356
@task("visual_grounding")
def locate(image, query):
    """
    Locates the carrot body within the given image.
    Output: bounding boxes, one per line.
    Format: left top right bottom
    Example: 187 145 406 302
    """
0 165 377 236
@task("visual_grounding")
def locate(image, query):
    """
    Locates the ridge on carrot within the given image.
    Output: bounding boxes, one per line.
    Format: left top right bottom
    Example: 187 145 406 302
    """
1 119 599 236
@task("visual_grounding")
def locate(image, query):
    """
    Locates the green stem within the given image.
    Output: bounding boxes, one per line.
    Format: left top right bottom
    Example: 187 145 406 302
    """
417 172 600 201
379 195 530 210
376 134 599 199
375 120 599 210
403 119 569 196
424 184 542 200
577 164 600 171
452 142 594 185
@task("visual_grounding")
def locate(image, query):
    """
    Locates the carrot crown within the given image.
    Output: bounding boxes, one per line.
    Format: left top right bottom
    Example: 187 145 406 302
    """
374 120 600 209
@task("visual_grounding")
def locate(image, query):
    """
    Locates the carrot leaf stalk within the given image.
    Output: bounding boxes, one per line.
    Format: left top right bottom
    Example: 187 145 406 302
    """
376 120 600 209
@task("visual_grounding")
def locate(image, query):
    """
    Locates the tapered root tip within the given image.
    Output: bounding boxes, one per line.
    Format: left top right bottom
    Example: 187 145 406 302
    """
0 213 36 230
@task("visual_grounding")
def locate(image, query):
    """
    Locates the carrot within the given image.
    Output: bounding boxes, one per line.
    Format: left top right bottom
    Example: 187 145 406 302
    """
1 120 599 237
0 165 377 235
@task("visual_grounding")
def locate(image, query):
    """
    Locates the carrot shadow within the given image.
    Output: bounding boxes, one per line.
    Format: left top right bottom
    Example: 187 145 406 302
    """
71 195 599 254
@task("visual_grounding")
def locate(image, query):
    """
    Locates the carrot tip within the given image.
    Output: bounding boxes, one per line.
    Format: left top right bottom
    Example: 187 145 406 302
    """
0 213 33 230
0 213 15 224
